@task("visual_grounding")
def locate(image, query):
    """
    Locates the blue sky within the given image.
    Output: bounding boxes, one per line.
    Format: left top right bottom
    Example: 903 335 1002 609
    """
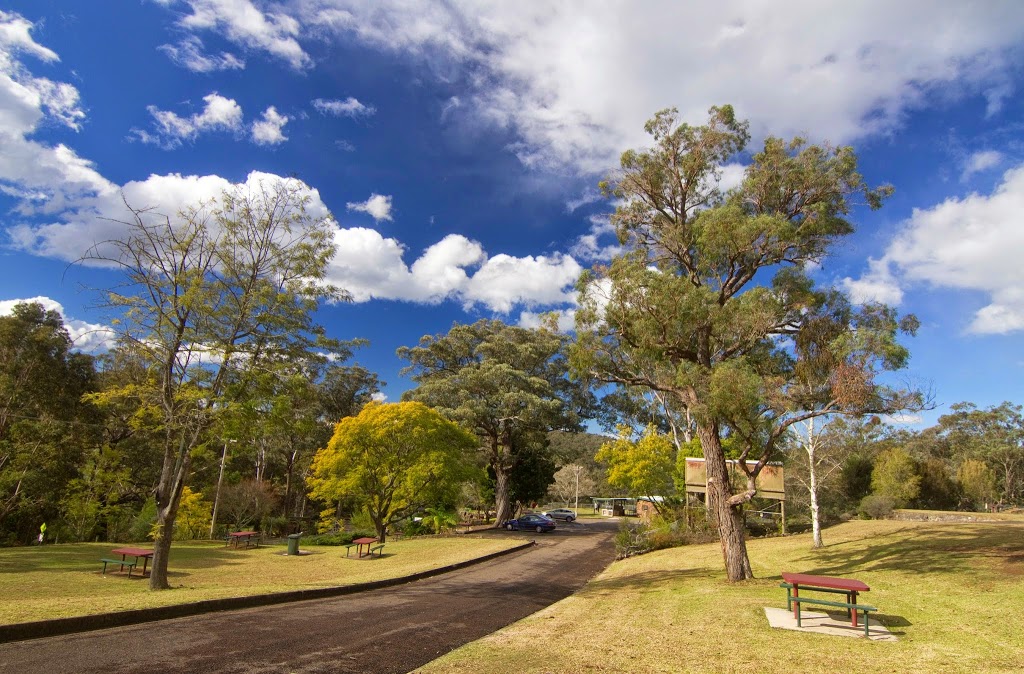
1 1 1022 429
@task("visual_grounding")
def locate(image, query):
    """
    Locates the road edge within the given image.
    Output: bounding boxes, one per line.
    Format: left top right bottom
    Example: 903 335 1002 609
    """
0 540 536 644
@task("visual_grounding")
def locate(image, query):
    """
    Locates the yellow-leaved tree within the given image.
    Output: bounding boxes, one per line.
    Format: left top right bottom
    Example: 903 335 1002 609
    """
309 402 479 542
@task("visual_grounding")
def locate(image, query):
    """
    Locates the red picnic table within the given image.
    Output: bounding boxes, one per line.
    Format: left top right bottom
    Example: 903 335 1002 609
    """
109 547 155 577
348 537 378 558
226 531 260 548
781 572 871 628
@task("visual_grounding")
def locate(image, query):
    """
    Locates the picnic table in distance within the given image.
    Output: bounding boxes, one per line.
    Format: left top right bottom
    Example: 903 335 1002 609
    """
226 531 260 548
348 537 378 558
109 547 154 577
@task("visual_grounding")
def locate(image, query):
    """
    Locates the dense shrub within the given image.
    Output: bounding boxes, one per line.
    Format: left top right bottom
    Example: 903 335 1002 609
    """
304 530 376 546
859 493 894 519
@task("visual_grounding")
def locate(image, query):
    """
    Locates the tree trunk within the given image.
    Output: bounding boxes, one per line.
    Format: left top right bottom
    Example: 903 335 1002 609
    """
494 467 512 526
808 442 823 548
697 422 753 581
804 418 824 548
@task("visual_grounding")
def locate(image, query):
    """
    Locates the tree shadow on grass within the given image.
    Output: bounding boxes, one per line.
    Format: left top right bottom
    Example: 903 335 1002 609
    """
782 524 1024 578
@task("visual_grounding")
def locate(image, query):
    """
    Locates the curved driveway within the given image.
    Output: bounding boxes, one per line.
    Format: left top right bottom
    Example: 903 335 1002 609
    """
0 520 616 674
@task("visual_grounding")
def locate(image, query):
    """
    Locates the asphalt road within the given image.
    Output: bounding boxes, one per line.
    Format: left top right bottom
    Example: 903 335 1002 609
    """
0 519 617 674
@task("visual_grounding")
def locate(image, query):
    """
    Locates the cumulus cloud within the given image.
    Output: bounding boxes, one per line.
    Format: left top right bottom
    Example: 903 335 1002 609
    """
175 0 310 70
462 253 582 313
346 193 392 222
313 96 376 117
8 170 329 262
251 105 290 144
326 229 582 312
133 92 244 148
0 296 115 352
843 165 1024 334
158 35 245 72
0 11 113 215
1 13 583 319
297 2 1024 173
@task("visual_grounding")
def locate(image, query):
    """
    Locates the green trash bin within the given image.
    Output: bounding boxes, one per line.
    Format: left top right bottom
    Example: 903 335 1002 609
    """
287 532 303 555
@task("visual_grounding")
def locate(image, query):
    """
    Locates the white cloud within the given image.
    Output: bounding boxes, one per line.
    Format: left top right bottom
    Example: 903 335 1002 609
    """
462 253 582 313
844 165 1024 334
346 193 392 221
8 170 329 262
565 187 601 213
158 35 245 72
175 0 310 70
570 213 621 262
962 150 1003 180
0 10 59 62
134 93 244 148
0 296 115 352
518 309 576 332
328 230 482 303
840 257 904 306
251 105 289 144
313 97 376 117
326 229 582 312
881 412 924 426
0 12 112 216
301 1 1024 173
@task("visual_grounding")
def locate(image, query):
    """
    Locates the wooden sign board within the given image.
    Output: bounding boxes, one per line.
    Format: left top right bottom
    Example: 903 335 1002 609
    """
684 457 785 501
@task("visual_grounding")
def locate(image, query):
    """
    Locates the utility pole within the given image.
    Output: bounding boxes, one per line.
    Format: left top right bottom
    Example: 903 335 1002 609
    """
209 439 236 538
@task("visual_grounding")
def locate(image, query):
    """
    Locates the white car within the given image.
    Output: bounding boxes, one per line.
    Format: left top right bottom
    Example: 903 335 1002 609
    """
542 508 577 522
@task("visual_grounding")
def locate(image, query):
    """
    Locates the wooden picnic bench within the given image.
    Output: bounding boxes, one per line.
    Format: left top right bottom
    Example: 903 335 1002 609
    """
100 558 137 577
781 572 876 636
368 543 385 557
103 547 154 578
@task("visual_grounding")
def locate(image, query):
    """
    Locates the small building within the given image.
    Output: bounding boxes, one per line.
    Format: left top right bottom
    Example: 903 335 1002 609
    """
635 496 665 521
591 497 636 517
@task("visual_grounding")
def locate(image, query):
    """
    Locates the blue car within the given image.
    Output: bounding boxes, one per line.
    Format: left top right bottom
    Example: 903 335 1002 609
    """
503 513 557 533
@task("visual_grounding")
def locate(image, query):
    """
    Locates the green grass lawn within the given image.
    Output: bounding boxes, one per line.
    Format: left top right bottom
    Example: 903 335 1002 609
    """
0 536 519 625
419 519 1024 674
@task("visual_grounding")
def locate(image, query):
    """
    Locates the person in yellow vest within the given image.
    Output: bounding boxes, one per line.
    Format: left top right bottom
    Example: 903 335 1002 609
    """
38 522 46 544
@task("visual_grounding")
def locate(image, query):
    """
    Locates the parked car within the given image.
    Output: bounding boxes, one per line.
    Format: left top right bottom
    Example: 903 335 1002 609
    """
542 508 577 522
503 513 557 533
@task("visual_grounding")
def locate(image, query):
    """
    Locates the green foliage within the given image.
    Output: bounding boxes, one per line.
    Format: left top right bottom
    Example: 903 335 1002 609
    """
613 515 691 560
399 319 586 523
129 499 158 542
573 105 919 580
88 179 343 587
841 454 875 503
939 402 1024 505
958 459 998 510
858 493 895 519
0 302 100 543
309 401 478 541
424 507 458 534
871 448 921 508
914 458 959 510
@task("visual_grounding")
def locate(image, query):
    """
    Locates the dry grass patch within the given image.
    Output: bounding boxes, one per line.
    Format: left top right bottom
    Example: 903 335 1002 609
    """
0 536 518 624
420 519 1024 674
